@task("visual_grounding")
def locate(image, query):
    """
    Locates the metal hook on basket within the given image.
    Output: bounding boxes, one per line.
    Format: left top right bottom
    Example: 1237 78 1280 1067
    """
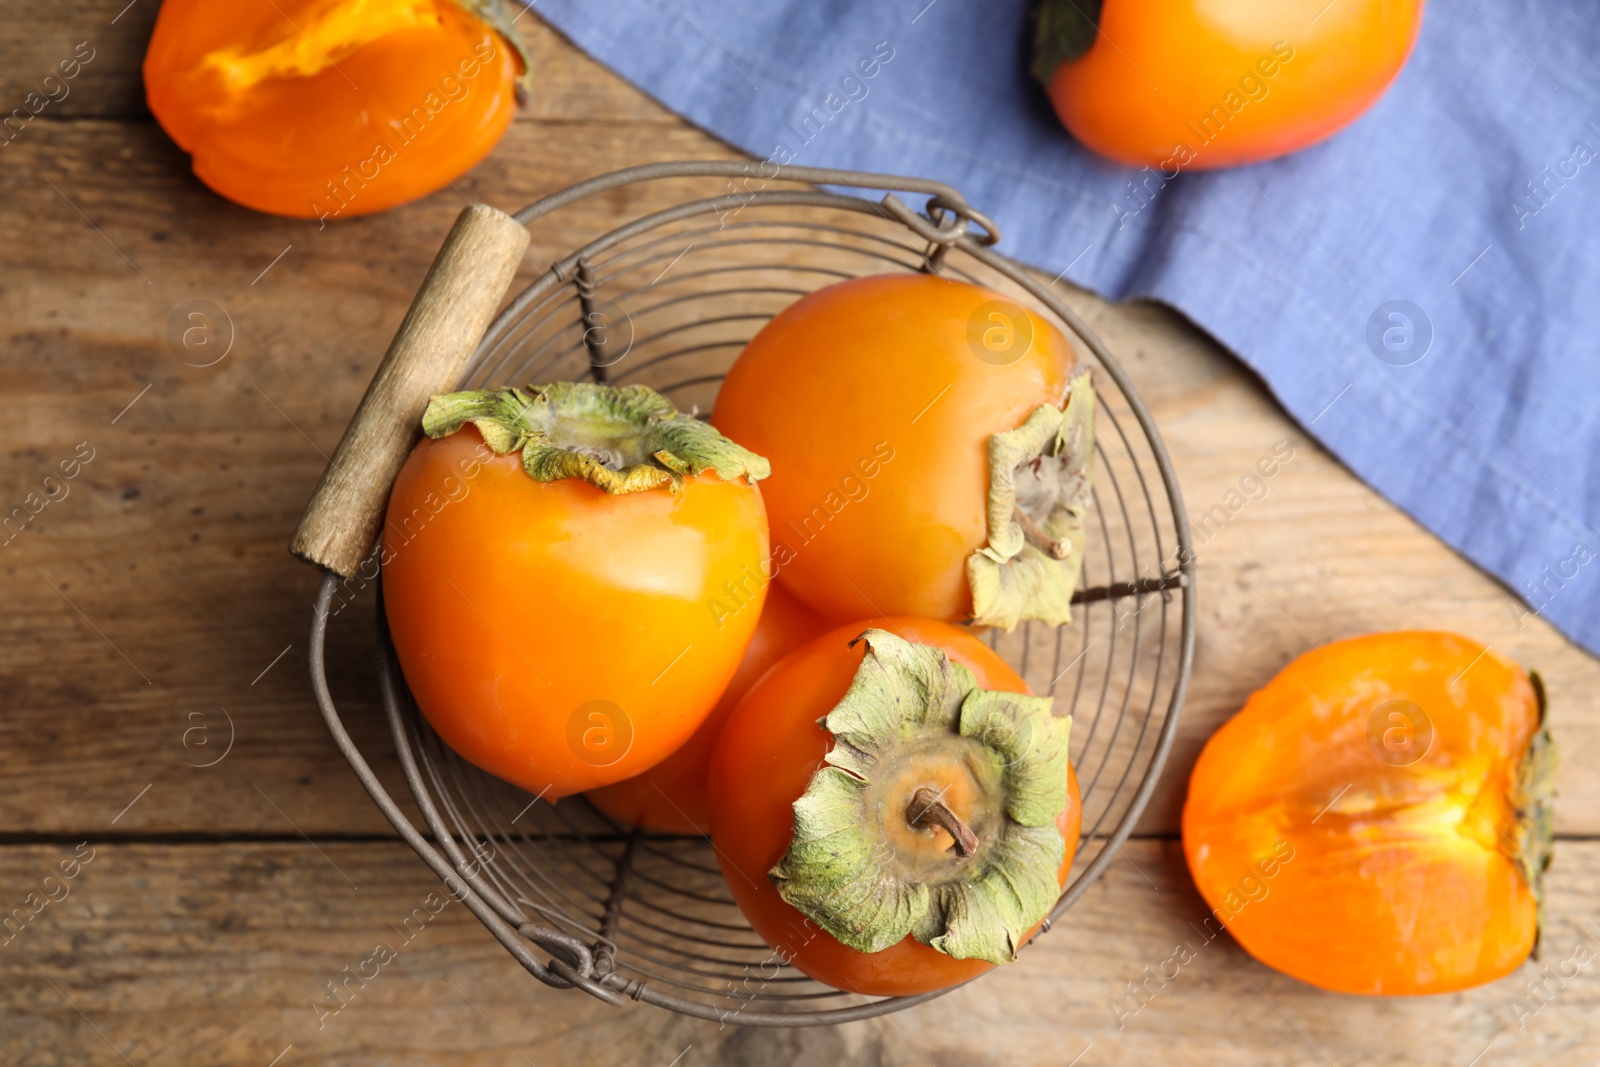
518 922 597 985
879 192 1002 272
926 194 1002 247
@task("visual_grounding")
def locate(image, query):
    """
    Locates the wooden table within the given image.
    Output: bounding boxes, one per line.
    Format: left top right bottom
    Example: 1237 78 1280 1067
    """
5 6 1598 1064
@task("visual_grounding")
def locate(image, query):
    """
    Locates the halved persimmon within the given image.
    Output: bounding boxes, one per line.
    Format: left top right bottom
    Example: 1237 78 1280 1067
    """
144 0 527 219
1183 631 1553 996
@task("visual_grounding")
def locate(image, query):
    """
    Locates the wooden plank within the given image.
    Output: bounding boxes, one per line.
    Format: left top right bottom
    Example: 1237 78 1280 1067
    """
0 2 675 124
0 1 158 122
3 840 1597 1065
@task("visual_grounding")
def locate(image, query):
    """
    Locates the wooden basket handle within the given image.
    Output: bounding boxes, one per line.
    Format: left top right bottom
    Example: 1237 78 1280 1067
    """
290 203 530 577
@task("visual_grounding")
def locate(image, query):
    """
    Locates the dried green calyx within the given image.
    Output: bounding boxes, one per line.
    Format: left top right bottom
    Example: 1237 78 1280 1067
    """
1030 0 1104 85
446 0 535 96
770 630 1072 966
968 372 1096 630
422 382 770 494
1513 670 1556 950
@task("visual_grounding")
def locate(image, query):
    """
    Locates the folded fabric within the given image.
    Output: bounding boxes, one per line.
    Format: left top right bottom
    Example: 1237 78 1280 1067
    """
537 0 1600 656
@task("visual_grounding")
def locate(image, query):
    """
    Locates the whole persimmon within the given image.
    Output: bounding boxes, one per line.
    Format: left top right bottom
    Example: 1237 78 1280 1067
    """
381 382 770 800
712 274 1095 631
1032 0 1425 169
709 620 1081 997
1183 631 1554 995
586 582 830 834
144 0 527 219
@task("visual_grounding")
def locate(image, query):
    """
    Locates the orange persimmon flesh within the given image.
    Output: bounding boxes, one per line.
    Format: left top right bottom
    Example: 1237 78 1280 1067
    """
1183 631 1545 995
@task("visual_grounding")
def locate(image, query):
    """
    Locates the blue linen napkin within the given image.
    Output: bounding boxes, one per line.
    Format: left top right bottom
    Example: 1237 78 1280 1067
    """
536 0 1600 656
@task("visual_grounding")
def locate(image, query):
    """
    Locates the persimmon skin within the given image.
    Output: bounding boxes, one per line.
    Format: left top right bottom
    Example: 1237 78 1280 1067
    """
143 0 519 218
708 617 1082 997
1183 631 1541 996
382 428 769 800
712 274 1074 624
1049 0 1424 169
585 582 829 834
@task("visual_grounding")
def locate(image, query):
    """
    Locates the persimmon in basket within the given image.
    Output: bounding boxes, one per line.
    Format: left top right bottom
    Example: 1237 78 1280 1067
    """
381 383 771 800
1183 631 1554 996
712 273 1096 632
143 0 528 219
709 619 1082 996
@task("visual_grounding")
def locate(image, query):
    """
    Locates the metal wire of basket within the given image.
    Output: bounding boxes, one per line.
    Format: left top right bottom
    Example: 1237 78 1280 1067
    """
307 162 1196 1026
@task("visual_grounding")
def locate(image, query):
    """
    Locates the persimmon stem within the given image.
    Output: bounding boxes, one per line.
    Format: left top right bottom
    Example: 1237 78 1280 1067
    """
907 787 979 857
1014 505 1071 559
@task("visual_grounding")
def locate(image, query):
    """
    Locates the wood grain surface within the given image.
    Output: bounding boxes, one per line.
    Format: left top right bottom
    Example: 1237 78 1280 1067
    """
4 841 1599 1066
4 4 1599 1064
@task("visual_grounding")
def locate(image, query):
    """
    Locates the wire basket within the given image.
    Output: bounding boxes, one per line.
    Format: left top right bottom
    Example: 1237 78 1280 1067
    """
304 162 1196 1026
